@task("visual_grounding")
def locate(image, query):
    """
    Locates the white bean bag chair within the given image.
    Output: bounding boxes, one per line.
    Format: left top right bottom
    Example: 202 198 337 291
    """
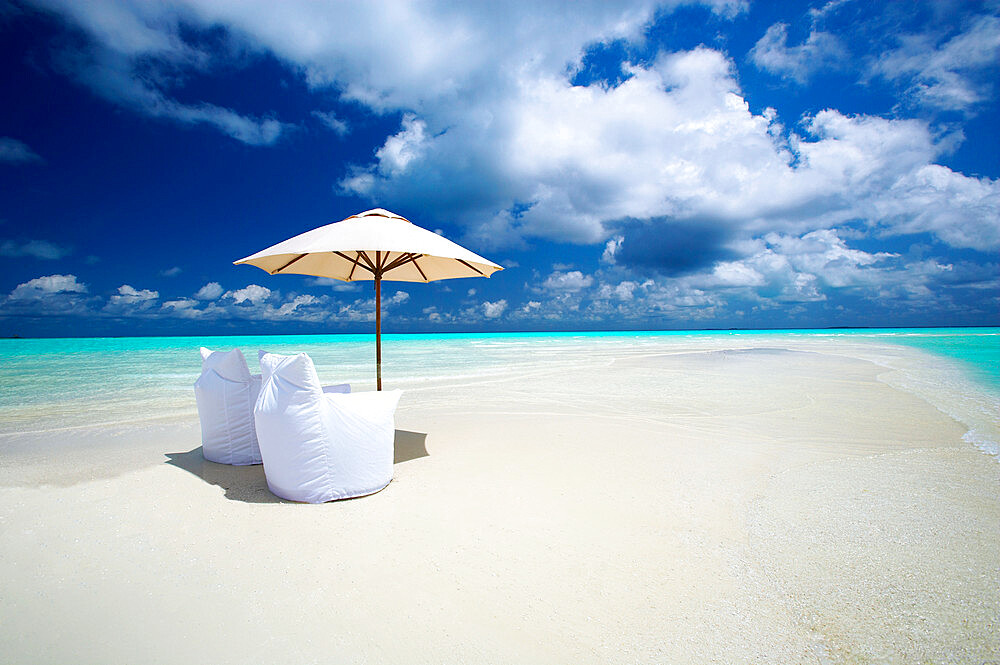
255 352 401 503
194 347 263 465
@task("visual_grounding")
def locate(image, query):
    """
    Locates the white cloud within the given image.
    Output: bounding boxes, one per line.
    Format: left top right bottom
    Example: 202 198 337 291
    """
868 164 1000 251
22 0 1000 276
870 14 1000 112
161 266 182 277
25 0 747 148
750 22 846 83
520 300 541 314
104 284 159 312
374 114 428 178
601 236 623 264
275 294 319 316
311 110 349 136
194 282 223 300
31 0 289 145
163 298 197 310
9 274 87 300
482 299 508 318
384 290 410 306
708 261 765 287
161 298 202 318
0 239 70 259
614 281 639 300
493 222 985 326
109 284 158 304
338 43 997 254
0 137 43 164
225 284 272 305
542 270 594 291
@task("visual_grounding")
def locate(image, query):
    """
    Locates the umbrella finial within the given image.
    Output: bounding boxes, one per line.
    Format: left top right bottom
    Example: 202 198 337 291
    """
353 208 411 223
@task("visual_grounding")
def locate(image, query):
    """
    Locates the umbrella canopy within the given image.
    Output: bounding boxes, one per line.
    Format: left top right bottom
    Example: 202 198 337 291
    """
234 208 502 389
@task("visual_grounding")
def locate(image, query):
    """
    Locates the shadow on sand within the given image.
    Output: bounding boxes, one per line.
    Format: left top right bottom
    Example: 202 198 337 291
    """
165 429 429 503
393 429 429 464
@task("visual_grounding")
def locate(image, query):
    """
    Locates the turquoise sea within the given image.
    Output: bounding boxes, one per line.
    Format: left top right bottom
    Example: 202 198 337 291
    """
1 328 998 458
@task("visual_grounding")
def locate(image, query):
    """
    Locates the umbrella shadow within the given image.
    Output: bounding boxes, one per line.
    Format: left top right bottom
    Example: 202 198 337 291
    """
166 429 429 503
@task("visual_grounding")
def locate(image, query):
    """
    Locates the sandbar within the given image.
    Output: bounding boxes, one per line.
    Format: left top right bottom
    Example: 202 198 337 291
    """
1 342 997 663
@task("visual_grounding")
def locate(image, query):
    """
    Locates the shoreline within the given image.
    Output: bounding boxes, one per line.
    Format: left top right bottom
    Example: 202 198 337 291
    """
4 323 999 342
3 331 997 462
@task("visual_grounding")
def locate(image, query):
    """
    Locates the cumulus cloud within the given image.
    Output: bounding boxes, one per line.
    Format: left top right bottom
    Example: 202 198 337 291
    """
601 236 623 264
342 114 429 194
14 1 998 328
8 274 87 300
275 294 319 317
384 290 409 306
22 0 998 261
27 0 741 146
495 222 988 327
750 22 846 83
161 298 201 318
1 274 94 318
194 282 223 300
339 43 998 257
109 284 158 304
0 239 70 259
482 299 508 319
0 137 44 164
225 284 272 305
542 270 594 291
104 284 159 312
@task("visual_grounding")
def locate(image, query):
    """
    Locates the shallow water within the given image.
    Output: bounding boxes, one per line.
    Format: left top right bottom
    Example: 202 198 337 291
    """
1 328 997 459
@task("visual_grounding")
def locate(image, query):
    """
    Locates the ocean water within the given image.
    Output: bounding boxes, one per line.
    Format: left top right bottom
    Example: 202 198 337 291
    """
0 328 997 457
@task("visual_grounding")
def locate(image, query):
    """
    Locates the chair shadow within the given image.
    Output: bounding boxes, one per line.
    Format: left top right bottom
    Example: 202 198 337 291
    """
166 429 429 503
394 429 429 464
164 449 282 503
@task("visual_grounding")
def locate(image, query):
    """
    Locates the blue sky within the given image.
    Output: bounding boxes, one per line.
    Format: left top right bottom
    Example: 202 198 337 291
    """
1 0 998 337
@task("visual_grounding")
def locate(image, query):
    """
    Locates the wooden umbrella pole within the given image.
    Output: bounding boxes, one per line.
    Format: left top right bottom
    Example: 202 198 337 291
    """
375 274 382 391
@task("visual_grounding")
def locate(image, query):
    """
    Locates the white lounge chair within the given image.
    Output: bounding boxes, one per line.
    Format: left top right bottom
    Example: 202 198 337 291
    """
193 347 263 465
255 351 401 503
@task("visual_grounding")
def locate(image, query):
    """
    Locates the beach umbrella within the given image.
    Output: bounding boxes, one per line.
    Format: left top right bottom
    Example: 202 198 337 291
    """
234 208 502 390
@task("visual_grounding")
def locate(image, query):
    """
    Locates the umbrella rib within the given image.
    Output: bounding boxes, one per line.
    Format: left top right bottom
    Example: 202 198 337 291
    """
334 251 373 277
412 256 429 282
456 258 486 276
355 251 379 274
383 252 423 273
381 252 411 272
364 251 380 272
271 253 308 274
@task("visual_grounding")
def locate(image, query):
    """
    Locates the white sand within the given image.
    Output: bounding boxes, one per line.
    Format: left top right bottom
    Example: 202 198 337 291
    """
1 344 997 664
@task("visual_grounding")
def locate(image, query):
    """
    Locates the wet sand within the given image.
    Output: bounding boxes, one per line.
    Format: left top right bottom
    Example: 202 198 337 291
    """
1 345 997 663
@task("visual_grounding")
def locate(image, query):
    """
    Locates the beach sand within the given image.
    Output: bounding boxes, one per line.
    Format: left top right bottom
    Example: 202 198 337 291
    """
1 344 997 663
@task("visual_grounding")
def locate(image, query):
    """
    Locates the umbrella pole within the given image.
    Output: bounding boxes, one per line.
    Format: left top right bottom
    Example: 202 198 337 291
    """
375 275 382 391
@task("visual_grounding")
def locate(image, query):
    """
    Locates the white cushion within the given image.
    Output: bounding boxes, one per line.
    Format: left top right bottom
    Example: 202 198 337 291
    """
258 350 351 395
255 352 401 503
193 347 262 465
